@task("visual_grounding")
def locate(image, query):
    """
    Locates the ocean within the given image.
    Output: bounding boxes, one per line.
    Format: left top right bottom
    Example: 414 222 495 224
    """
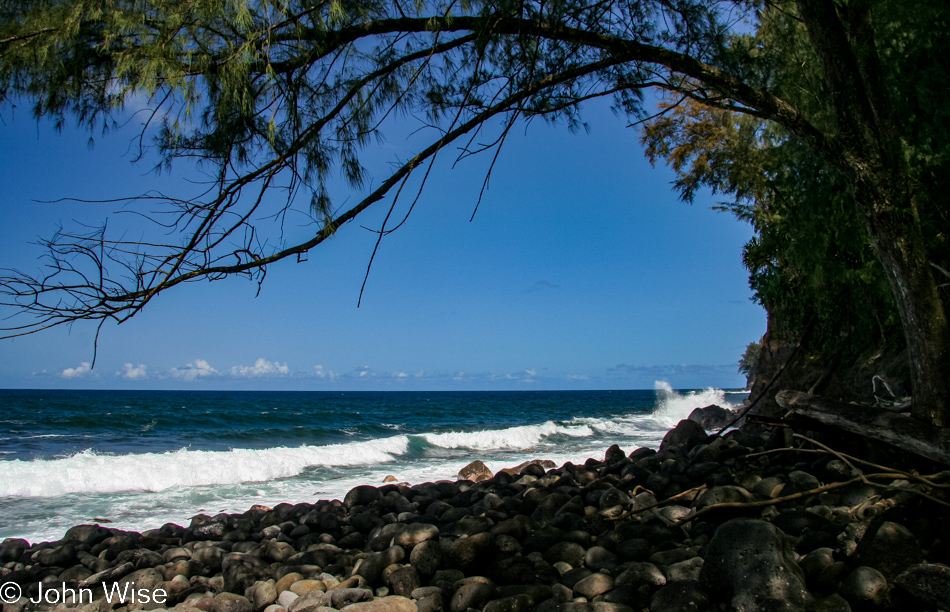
0 385 746 544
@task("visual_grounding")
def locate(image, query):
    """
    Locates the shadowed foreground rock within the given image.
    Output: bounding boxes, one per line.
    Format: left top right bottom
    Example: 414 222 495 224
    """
3 419 949 612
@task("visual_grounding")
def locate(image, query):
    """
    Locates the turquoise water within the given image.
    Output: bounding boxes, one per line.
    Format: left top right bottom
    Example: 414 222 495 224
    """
0 387 744 543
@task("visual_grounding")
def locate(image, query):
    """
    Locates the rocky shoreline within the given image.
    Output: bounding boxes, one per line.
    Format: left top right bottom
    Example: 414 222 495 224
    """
3 414 950 612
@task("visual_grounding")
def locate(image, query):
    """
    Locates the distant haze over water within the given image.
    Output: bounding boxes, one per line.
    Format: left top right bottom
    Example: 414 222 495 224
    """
0 387 744 543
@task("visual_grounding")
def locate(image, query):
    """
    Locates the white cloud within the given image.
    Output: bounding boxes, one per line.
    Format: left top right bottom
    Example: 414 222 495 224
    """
313 365 339 381
505 369 539 383
229 358 290 378
170 359 219 381
118 363 148 380
61 362 95 379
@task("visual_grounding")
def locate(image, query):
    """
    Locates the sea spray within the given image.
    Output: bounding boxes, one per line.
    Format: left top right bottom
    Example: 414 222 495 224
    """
650 381 730 428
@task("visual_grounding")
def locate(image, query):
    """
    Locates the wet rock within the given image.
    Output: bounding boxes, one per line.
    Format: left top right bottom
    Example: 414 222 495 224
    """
700 519 811 611
688 404 735 430
458 460 493 482
660 420 708 454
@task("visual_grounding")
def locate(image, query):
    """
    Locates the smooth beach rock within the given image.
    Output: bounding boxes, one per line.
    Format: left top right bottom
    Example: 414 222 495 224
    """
851 520 922 578
213 593 254 612
327 588 374 608
458 460 493 482
699 519 811 611
543 541 586 567
572 572 614 599
547 603 634 612
356 546 405 584
838 566 888 608
409 540 442 577
482 594 534 612
660 420 708 454
604 444 626 464
275 573 304 594
687 404 735 431
446 532 495 570
277 591 299 609
615 562 667 589
224 554 272 594
345 486 382 509
287 590 329 612
393 524 439 548
450 581 496 612
339 596 418 612
649 580 710 612
584 546 619 572
895 563 950 609
664 557 705 583
386 566 421 597
245 580 279 611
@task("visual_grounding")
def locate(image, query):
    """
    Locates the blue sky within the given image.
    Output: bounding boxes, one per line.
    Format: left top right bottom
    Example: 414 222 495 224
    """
0 95 766 390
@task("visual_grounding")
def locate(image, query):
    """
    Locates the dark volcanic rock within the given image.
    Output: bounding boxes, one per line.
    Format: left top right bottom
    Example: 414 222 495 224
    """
660 420 708 454
700 518 811 611
688 404 736 430
896 563 950 609
649 580 710 612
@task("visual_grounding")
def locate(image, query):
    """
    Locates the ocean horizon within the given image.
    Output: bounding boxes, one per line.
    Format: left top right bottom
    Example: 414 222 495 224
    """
0 385 746 544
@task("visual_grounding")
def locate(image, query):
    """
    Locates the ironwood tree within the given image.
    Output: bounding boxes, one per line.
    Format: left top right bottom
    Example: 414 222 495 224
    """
1 0 947 424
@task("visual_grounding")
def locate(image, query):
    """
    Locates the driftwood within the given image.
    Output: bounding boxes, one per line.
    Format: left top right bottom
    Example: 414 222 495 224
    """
776 390 950 466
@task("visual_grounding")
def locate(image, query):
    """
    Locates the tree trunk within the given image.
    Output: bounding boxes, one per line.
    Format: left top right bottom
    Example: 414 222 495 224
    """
796 0 950 425
777 390 950 465
853 180 950 426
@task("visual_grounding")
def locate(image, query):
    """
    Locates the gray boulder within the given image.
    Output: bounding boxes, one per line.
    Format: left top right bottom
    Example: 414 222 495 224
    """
699 519 811 611
895 563 950 609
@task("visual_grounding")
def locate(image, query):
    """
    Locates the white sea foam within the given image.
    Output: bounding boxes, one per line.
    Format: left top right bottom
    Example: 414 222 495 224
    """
420 421 592 450
650 381 730 428
0 436 410 497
